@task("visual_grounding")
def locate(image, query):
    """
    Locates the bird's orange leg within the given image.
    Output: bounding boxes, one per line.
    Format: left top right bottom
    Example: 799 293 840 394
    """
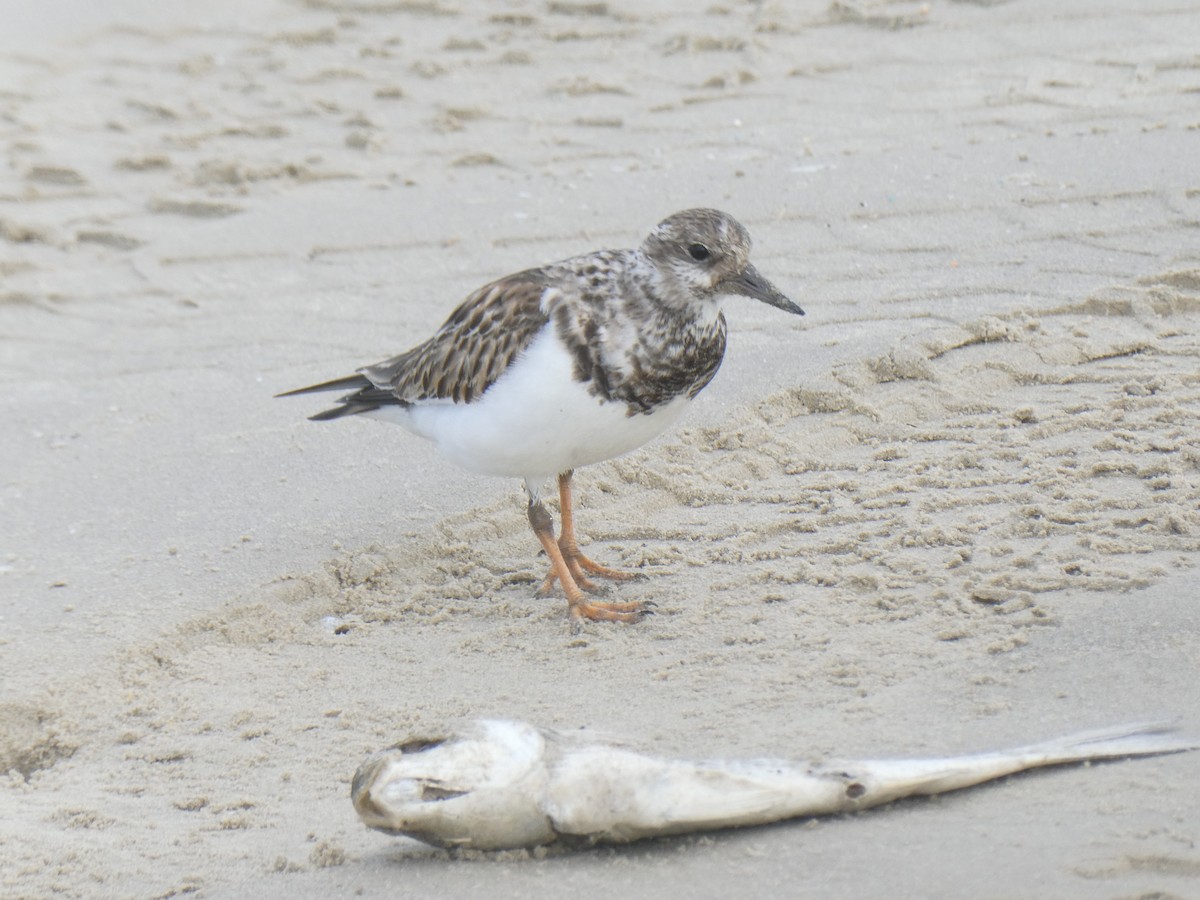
537 470 645 597
558 470 644 582
527 494 648 624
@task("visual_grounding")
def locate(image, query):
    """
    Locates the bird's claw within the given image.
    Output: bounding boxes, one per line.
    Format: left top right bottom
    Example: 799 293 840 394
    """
568 599 654 625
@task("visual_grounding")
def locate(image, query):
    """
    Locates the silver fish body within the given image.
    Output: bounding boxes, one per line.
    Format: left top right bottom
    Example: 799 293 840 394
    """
351 719 1194 850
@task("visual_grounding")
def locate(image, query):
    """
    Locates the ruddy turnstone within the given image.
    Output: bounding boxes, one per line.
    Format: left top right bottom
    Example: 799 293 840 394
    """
279 208 802 623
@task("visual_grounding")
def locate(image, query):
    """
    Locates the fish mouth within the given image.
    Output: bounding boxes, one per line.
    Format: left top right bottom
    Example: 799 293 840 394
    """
723 264 804 316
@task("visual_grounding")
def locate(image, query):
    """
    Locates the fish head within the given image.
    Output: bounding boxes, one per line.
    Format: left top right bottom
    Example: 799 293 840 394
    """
351 719 558 849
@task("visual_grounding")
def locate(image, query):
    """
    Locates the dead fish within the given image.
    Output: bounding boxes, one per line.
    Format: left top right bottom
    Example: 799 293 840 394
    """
351 718 1194 850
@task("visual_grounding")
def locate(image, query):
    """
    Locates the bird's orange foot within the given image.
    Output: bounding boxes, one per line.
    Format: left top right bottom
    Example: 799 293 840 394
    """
527 493 650 625
568 597 655 625
572 547 645 582
537 544 645 598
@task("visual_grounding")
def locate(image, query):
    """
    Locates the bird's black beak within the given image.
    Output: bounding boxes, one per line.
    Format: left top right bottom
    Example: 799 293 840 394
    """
724 264 804 316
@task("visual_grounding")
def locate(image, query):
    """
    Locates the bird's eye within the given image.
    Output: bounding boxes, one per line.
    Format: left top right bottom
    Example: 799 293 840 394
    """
687 243 710 261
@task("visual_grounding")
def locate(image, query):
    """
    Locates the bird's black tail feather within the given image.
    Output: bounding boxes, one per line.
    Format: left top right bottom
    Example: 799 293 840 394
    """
277 373 410 421
306 402 382 421
275 373 372 398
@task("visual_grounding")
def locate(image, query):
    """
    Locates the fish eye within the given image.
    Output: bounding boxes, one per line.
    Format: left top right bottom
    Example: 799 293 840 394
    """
687 243 710 261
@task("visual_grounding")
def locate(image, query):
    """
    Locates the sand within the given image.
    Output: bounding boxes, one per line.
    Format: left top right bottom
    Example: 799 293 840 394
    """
2 0 1198 897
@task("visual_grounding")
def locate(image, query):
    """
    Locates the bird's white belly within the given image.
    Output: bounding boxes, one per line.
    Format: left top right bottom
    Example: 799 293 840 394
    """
364 328 692 483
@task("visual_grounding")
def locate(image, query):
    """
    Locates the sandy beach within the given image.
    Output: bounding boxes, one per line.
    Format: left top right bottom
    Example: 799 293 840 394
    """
2 0 1199 897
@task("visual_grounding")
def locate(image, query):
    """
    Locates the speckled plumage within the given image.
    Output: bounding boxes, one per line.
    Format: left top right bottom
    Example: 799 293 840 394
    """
279 209 803 623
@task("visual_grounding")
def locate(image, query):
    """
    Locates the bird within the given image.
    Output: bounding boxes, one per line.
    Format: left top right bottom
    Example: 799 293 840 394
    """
278 208 803 624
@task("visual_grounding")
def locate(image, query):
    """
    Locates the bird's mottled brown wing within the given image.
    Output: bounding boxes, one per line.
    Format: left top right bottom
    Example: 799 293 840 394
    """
361 272 551 405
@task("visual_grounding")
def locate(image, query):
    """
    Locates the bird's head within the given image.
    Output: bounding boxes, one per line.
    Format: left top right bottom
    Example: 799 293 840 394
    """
641 208 803 316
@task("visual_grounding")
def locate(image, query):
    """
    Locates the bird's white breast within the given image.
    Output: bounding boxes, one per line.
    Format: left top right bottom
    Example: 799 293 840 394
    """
363 326 693 485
